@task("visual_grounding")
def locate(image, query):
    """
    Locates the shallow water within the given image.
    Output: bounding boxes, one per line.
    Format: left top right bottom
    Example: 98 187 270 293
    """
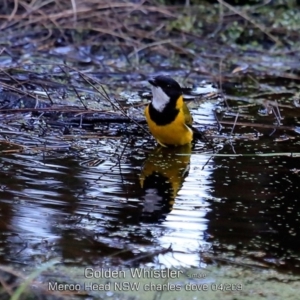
1 92 300 275
0 143 210 267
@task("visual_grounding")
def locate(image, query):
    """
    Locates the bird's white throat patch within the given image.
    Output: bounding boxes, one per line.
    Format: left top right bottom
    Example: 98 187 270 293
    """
151 86 170 112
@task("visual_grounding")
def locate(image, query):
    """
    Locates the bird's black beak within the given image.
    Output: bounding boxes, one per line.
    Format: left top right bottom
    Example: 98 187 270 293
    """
148 78 157 87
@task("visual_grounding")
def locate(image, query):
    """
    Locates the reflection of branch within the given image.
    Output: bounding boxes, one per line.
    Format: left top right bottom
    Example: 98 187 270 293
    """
219 120 295 132
125 244 173 265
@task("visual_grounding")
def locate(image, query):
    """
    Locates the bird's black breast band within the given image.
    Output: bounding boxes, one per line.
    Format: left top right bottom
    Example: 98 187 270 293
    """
148 102 179 126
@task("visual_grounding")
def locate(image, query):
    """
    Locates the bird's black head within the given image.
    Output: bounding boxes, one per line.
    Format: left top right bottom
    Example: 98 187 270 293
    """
148 75 182 99
148 76 183 112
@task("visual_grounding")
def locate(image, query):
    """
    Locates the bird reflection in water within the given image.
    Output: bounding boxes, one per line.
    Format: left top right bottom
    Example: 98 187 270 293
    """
140 144 191 222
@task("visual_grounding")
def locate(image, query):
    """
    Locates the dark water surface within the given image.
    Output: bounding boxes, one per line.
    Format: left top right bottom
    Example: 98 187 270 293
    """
1 100 300 274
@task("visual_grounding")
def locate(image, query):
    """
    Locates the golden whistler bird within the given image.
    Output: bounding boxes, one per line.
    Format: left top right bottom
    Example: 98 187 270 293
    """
145 75 201 147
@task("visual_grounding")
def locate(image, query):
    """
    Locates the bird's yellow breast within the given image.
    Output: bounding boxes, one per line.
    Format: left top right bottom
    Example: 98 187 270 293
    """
145 96 193 147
